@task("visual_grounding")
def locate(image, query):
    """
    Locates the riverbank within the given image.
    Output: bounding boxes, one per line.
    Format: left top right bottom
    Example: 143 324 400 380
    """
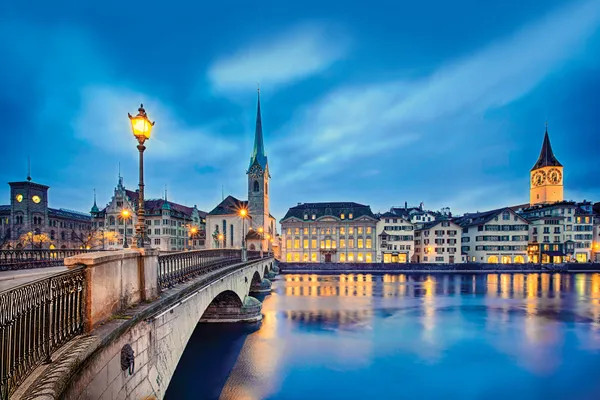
278 262 600 274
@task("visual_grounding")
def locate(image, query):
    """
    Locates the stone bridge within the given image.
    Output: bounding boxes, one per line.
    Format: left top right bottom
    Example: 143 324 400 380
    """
10 249 277 400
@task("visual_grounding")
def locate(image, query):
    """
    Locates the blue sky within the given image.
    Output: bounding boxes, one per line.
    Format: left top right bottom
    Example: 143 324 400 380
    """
1 0 599 221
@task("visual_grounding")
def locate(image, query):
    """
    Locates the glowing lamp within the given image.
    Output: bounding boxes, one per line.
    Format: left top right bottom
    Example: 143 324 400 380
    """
218 233 224 240
258 227 264 233
128 104 155 142
239 208 248 218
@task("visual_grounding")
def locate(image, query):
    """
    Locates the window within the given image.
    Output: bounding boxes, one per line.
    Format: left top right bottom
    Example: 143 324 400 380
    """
340 239 346 248
349 227 354 234
312 214 316 220
348 253 354 262
303 239 309 249
304 214 308 220
320 240 325 249
303 228 308 235
502 211 510 221
154 239 161 245
366 253 372 262
253 180 260 192
311 253 317 262
348 239 354 248
340 227 345 234
357 239 364 248
294 239 300 249
340 213 345 220
303 253 309 262
366 227 372 234
349 213 353 219
436 257 444 262
357 253 364 262
366 238 372 249
286 239 292 249
358 227 363 234
311 239 317 248
286 253 292 262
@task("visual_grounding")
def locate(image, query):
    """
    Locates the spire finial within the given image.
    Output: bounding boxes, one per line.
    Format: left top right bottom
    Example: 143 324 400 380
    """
545 120 548 132
165 184 168 201
94 188 97 204
256 81 260 92
27 156 31 181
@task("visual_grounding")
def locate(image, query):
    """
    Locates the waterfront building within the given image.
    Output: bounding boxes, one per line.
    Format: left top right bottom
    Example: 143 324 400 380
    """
91 177 206 251
388 203 444 229
530 125 564 206
206 90 277 253
0 175 92 249
280 202 378 263
454 208 529 263
593 202 600 262
413 219 462 263
376 212 415 263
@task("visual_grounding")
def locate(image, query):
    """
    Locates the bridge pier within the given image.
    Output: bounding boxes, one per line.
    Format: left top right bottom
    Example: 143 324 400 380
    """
250 277 272 295
200 293 263 323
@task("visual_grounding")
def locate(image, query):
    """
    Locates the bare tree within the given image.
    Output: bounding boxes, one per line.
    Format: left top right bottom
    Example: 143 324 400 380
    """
71 227 120 250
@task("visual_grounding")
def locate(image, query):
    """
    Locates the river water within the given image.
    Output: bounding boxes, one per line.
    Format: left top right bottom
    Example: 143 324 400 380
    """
166 273 600 400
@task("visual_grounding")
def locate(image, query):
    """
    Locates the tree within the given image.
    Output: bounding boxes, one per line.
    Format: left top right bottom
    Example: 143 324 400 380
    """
19 231 52 249
71 227 121 249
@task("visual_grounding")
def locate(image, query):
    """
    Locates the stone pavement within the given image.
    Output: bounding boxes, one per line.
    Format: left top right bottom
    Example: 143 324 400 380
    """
0 266 68 292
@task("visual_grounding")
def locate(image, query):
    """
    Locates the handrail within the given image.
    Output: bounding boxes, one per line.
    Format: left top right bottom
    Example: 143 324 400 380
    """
0 267 86 399
0 249 107 271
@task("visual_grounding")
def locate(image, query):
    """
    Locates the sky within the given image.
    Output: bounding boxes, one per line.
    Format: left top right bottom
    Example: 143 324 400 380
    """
1 0 600 222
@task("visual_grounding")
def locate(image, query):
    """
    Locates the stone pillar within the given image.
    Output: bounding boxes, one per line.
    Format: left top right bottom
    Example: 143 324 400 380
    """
65 249 160 331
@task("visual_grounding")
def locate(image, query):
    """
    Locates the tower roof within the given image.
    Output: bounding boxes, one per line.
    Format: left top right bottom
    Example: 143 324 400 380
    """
531 124 562 171
248 89 268 170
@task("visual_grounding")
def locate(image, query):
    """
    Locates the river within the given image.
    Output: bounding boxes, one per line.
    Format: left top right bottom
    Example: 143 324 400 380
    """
166 273 600 400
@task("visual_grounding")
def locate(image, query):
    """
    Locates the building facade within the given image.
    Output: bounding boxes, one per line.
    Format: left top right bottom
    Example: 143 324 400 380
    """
206 90 277 254
413 219 462 263
376 212 415 263
280 202 378 263
0 177 92 249
454 208 529 263
91 177 206 251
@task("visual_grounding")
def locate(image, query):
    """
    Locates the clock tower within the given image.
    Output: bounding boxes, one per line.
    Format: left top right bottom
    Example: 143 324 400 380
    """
530 124 563 206
247 89 270 234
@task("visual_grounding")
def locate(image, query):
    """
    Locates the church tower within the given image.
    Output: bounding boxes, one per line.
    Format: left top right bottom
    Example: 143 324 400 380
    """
247 88 270 232
530 124 564 206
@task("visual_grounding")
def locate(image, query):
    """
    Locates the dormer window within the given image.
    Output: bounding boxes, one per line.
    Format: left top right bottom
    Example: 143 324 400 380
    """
349 213 353 219
304 214 308 220
312 214 316 220
340 213 345 220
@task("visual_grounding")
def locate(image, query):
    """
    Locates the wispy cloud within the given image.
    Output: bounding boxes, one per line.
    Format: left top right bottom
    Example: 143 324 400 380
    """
207 22 349 93
273 0 600 184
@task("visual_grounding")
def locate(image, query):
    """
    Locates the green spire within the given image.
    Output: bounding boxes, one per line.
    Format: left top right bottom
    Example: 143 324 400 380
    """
248 88 268 170
90 189 100 213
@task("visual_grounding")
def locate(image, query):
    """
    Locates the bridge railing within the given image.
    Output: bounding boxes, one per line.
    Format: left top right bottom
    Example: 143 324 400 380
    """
0 249 106 271
157 249 263 290
0 266 86 399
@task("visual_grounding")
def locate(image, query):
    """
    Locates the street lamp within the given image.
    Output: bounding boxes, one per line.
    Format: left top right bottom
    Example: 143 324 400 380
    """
120 209 132 249
128 104 155 248
258 227 264 258
239 207 249 261
218 233 224 249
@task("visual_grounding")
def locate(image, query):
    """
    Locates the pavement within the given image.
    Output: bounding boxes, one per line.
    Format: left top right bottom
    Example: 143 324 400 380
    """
0 266 68 292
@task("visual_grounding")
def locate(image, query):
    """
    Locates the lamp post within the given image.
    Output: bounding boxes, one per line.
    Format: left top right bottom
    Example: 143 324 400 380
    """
128 104 155 248
239 208 248 261
120 209 132 249
258 227 264 258
218 233 224 249
189 226 198 250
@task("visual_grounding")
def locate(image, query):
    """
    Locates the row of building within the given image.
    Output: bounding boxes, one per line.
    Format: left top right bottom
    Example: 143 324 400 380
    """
280 127 600 264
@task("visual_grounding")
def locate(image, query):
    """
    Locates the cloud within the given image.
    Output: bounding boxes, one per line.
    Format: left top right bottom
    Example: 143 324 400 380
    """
273 0 600 184
207 22 349 92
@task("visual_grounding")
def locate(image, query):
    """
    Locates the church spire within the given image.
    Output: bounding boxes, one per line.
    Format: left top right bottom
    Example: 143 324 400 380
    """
91 189 100 213
531 123 562 171
248 87 268 170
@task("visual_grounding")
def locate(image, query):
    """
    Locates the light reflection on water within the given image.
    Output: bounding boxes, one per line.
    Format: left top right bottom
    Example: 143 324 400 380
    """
167 273 600 400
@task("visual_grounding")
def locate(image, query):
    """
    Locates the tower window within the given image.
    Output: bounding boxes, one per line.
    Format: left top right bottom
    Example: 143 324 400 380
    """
253 180 260 192
265 182 268 195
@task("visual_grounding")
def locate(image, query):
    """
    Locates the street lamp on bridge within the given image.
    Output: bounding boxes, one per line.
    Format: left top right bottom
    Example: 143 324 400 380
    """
128 104 155 248
120 209 132 249
239 207 249 261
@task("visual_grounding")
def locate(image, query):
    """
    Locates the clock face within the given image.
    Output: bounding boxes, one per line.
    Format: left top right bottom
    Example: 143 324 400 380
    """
32 195 41 204
547 168 562 185
15 194 23 203
531 171 546 186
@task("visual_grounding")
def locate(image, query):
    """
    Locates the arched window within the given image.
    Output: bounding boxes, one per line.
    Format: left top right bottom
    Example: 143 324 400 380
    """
253 180 260 192
514 255 525 264
265 182 268 195
250 244 256 250
109 216 116 225
487 255 499 264
61 231 66 240
50 230 55 240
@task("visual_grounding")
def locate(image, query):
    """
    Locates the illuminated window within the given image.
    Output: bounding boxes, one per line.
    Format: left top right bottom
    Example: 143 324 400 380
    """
326 239 331 249
286 253 292 262
311 239 317 248
332 227 336 234
358 227 363 234
349 227 354 234
366 253 372 262
321 228 325 234
357 253 364 262
341 213 345 219
303 228 308 235
294 240 300 249
340 253 346 262
348 239 354 248
312 214 316 220
366 227 372 234
320 240 325 249
294 253 300 262
340 227 345 234
358 239 364 248
286 239 291 249
326 228 331 234
312 228 317 234
303 253 309 262
311 253 317 262
349 213 353 219
303 239 309 249
295 228 300 235
384 254 391 263
304 214 308 220
348 253 354 262
340 239 346 248
366 238 372 249
332 240 337 248
287 228 291 234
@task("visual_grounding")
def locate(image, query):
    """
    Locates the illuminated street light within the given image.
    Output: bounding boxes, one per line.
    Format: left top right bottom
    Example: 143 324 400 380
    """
128 104 155 248
120 209 132 249
238 207 249 261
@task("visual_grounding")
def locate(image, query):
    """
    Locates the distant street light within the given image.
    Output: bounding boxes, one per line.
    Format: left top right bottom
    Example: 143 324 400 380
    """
239 207 249 261
218 233 224 249
120 209 132 249
128 104 155 248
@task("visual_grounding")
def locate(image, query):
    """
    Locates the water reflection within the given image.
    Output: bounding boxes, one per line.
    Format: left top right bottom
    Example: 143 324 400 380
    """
169 273 600 400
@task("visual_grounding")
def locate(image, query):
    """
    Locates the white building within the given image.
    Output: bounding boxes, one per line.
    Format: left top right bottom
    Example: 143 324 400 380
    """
413 219 462 263
205 90 277 254
91 177 206 251
376 212 415 263
454 208 529 264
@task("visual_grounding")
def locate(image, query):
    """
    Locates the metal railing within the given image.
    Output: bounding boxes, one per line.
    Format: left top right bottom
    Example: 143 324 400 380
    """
158 249 262 290
0 249 105 271
0 267 86 399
